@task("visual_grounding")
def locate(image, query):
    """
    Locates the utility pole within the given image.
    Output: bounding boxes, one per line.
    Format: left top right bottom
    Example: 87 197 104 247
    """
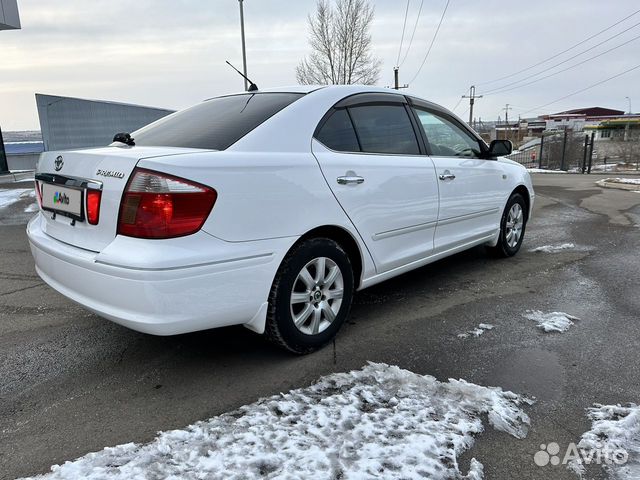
238 0 248 91
462 86 482 127
392 67 408 90
625 96 632 114
503 104 512 141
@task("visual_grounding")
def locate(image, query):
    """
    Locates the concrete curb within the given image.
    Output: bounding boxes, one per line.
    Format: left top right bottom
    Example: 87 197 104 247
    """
596 178 640 192
0 171 34 184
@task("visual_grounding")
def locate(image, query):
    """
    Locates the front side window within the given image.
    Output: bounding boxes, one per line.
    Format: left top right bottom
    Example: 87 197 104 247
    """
133 93 304 150
348 105 420 155
414 108 482 158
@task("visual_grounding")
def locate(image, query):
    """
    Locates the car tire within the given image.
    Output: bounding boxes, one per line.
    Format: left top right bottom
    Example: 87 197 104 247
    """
489 192 528 258
265 238 354 354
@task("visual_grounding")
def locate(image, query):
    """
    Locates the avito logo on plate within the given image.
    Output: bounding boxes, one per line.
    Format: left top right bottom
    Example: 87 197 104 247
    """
53 192 69 205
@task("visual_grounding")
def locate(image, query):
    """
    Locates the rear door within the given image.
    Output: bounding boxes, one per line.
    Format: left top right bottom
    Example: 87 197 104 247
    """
410 103 505 252
311 93 439 273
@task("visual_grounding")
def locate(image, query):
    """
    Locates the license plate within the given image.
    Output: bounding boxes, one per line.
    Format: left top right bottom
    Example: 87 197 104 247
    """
41 183 83 219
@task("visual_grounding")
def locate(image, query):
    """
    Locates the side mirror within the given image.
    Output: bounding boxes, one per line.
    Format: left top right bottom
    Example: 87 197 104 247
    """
488 139 512 157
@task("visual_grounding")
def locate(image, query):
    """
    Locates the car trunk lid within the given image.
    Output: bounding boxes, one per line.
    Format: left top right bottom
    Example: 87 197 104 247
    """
35 146 204 252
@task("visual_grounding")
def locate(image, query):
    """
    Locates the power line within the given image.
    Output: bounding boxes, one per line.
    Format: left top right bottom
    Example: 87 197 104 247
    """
481 30 640 97
396 0 411 66
481 20 640 96
408 0 451 85
476 8 640 87
451 95 464 111
520 63 640 116
399 0 424 67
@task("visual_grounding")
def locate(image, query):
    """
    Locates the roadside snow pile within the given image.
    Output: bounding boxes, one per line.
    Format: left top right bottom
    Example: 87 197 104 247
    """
0 188 35 209
597 177 640 186
523 310 579 333
458 323 495 339
568 403 640 478
530 243 575 253
25 363 533 480
526 168 568 174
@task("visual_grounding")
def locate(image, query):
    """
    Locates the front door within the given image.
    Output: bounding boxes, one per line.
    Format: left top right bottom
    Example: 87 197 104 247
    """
312 98 439 273
411 106 505 252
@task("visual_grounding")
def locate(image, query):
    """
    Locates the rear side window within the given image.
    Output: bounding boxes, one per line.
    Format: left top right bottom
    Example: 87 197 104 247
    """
348 105 420 155
132 93 304 150
316 109 360 152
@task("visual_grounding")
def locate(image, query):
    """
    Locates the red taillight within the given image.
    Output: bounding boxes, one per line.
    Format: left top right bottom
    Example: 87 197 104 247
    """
86 190 102 225
34 181 42 208
117 168 217 239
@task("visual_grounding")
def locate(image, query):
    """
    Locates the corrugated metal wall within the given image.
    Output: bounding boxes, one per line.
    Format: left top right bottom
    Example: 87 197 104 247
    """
36 94 174 151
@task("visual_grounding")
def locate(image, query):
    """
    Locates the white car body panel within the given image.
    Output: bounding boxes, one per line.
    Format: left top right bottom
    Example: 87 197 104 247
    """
312 139 439 273
431 156 506 251
27 85 534 336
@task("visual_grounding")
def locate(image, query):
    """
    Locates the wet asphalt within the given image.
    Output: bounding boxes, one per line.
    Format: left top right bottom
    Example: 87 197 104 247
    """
0 173 639 479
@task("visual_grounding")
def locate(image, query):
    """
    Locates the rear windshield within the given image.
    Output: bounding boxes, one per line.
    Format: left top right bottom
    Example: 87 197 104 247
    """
132 93 304 150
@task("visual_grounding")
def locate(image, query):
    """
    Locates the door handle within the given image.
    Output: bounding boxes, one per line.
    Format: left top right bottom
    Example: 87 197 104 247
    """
337 175 365 185
439 171 456 181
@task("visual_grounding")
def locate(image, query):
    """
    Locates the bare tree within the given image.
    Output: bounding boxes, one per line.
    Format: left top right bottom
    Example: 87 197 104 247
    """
296 0 381 85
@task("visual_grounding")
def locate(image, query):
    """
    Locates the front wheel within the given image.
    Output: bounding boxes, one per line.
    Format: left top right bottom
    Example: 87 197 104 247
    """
489 193 527 257
265 238 354 354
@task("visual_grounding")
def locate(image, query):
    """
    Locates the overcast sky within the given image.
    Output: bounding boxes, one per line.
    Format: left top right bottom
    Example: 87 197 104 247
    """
1 0 639 131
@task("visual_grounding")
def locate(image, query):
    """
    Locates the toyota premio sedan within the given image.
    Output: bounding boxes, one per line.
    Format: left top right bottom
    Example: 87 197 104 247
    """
28 85 534 353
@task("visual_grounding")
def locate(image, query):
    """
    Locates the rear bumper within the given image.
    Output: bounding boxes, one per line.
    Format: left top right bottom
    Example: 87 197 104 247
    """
27 214 293 335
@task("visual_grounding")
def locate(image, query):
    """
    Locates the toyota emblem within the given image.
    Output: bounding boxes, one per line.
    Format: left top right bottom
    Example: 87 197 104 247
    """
54 155 64 171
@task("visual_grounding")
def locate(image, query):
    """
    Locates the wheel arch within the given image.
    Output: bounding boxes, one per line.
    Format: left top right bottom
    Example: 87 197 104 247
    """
511 184 531 218
294 225 364 289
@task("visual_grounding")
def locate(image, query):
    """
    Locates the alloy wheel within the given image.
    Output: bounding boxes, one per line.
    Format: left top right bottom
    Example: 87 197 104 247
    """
505 203 524 248
289 257 344 335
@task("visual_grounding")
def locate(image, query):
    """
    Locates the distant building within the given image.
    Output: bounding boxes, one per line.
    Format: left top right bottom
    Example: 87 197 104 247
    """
542 107 626 132
584 116 640 141
36 94 174 151
0 0 20 30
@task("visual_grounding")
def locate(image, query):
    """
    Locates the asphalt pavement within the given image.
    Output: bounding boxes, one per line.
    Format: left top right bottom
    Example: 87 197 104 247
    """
1 173 639 479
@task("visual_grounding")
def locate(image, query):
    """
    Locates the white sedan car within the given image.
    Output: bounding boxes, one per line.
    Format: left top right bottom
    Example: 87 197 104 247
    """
28 85 533 353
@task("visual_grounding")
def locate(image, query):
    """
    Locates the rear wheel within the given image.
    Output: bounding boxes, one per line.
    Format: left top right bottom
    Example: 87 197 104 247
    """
489 193 527 257
265 238 354 354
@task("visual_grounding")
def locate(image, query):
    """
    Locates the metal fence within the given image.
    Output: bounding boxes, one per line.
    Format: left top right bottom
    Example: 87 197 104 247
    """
507 129 640 172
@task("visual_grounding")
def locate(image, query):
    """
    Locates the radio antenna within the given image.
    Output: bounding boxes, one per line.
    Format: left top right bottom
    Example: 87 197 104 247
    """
225 60 258 92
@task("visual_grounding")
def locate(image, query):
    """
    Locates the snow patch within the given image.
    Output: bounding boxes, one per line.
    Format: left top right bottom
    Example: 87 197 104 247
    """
523 310 579 333
23 363 533 480
458 323 495 339
0 188 35 209
530 243 575 253
568 403 640 478
597 177 640 186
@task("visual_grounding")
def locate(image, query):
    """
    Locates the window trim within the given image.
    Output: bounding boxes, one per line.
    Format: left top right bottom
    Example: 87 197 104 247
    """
313 92 426 156
407 96 490 158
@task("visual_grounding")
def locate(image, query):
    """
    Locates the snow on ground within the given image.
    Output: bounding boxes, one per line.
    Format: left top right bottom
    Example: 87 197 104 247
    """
458 323 495 339
24 202 39 213
530 243 576 253
523 310 579 333
23 363 533 480
568 403 640 478
526 168 568 174
597 178 640 186
0 188 35 209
